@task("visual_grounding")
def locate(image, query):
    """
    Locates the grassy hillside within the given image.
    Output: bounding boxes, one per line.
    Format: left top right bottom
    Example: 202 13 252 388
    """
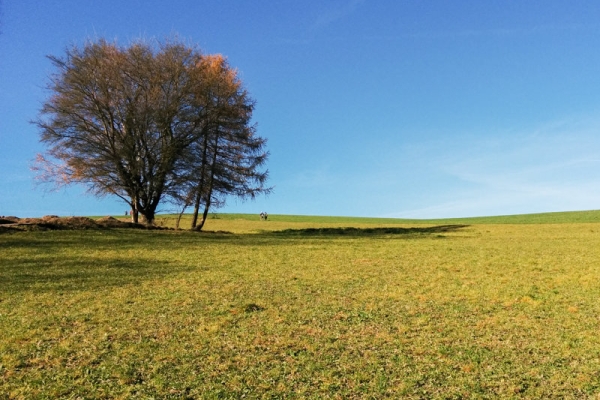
397 209 600 224
2 215 600 397
145 209 600 231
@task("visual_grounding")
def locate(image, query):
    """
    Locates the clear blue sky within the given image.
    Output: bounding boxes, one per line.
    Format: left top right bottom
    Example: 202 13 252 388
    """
2 1 600 218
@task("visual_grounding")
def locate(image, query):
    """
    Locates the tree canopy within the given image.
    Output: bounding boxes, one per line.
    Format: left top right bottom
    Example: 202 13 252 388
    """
35 39 269 226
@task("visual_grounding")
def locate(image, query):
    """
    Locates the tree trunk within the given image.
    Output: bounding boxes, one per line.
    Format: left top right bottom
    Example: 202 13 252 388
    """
175 205 187 230
140 209 155 225
195 133 219 231
190 132 211 229
195 196 211 231
131 199 139 223
190 190 202 229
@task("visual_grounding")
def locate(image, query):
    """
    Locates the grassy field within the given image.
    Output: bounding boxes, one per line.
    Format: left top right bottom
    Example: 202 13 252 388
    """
2 212 600 398
152 209 600 228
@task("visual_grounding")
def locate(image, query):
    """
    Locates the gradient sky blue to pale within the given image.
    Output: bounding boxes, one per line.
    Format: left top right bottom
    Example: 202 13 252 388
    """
2 1 600 218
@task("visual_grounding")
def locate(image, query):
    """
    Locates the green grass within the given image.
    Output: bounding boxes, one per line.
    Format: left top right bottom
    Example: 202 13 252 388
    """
2 212 600 398
144 209 600 229
280 209 600 224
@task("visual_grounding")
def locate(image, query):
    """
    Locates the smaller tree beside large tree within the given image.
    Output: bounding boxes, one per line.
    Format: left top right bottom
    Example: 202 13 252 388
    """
172 55 269 230
35 39 269 226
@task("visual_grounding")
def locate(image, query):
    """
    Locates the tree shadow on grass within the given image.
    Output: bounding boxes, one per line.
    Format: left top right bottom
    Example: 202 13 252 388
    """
268 225 469 237
0 256 190 294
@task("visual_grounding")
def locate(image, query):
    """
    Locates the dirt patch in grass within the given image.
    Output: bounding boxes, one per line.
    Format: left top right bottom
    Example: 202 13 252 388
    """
0 215 169 233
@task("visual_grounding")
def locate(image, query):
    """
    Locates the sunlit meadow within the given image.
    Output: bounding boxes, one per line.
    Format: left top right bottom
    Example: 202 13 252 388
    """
2 212 600 398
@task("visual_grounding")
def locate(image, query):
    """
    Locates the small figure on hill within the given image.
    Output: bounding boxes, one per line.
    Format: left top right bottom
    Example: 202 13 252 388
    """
260 211 268 221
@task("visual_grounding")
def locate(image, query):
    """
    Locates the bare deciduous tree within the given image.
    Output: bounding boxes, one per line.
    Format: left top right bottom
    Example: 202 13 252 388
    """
35 39 269 226
171 55 270 230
